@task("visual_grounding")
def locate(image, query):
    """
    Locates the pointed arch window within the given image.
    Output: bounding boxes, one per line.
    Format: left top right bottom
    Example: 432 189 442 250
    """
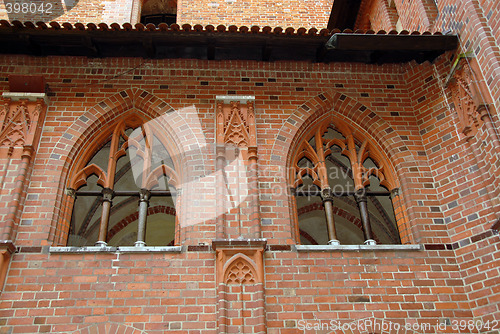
64 114 180 247
289 118 406 245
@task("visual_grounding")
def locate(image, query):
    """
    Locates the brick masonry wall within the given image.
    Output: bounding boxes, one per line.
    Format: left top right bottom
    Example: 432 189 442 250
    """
0 0 333 29
0 249 216 333
177 0 333 29
434 0 500 109
355 0 397 32
0 0 134 24
0 53 498 333
391 0 438 31
407 46 500 326
265 247 469 333
0 56 457 247
424 0 500 325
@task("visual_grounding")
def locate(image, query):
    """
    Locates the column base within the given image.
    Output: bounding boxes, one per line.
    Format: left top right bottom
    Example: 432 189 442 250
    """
134 241 146 247
328 239 340 245
364 239 377 245
95 241 108 247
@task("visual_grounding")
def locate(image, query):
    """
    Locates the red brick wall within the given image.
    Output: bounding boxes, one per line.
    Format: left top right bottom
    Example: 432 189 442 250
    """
177 0 333 29
0 56 444 247
0 0 332 28
405 53 500 324
0 0 134 24
391 0 438 31
355 0 398 31
0 53 498 332
427 0 500 324
434 0 500 107
265 247 470 332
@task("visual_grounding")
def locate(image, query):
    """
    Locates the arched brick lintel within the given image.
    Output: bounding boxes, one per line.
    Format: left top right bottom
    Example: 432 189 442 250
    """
271 90 418 244
271 90 405 176
46 88 204 246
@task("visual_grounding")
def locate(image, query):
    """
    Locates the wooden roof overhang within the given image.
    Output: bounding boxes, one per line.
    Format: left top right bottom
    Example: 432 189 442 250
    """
0 21 458 64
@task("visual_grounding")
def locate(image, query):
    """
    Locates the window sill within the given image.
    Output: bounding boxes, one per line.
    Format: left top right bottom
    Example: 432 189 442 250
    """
293 244 422 252
49 246 183 253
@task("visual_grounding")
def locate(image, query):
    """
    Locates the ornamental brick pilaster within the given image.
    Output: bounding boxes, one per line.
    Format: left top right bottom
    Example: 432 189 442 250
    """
212 239 267 334
215 96 261 239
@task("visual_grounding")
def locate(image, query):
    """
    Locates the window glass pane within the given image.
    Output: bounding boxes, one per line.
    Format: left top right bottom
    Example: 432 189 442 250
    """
297 195 326 245
364 158 401 244
86 139 111 171
68 174 102 246
151 134 175 172
367 195 400 244
326 153 354 193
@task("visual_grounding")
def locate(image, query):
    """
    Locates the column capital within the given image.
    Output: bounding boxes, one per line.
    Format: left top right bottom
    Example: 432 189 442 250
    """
139 188 151 202
354 189 368 204
65 188 77 198
102 188 114 202
320 187 333 201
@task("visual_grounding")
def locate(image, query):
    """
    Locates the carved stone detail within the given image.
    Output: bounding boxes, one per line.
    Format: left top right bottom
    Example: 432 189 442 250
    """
216 99 256 148
0 99 46 148
225 258 256 284
449 59 490 138
213 239 266 285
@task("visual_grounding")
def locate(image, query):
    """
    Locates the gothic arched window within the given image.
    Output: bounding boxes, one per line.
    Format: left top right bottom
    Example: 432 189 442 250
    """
63 114 180 247
289 118 404 245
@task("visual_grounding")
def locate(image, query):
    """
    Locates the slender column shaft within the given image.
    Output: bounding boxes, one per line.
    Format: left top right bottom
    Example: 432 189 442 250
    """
321 188 339 245
96 188 114 246
248 147 261 238
216 145 227 238
355 190 376 245
1 148 32 241
135 189 151 247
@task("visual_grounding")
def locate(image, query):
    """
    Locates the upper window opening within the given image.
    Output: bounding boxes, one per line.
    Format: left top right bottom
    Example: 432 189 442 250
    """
290 118 403 246
141 0 177 26
65 115 179 247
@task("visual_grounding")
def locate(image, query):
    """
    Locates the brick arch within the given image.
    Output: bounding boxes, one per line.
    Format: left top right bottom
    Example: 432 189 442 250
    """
46 88 207 246
272 90 417 244
272 91 404 174
71 323 147 334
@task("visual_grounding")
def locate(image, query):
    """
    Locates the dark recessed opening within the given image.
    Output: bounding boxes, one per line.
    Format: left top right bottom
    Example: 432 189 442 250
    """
141 0 177 25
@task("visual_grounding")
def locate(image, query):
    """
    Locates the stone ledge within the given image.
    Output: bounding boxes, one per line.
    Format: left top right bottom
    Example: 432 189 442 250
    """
294 244 422 252
2 92 48 104
212 238 267 250
49 246 183 253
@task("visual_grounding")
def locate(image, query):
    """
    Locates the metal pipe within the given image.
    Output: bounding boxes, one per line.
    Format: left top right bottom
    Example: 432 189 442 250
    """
295 190 391 197
75 190 176 197
135 189 150 247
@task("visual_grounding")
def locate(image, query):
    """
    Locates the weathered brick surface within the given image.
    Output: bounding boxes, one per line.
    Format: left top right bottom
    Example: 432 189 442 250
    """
355 0 398 31
177 0 333 30
0 0 135 24
0 53 497 332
